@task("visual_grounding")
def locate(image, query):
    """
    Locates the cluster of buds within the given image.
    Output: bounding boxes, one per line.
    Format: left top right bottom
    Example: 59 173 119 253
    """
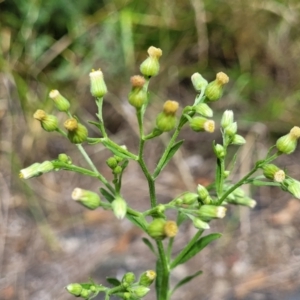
220 110 246 146
279 178 300 199
147 218 178 240
276 126 300 154
66 283 100 299
197 184 213 205
106 155 124 175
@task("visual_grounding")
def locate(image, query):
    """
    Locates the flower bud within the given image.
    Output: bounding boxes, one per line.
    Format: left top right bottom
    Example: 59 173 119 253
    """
194 103 213 118
276 126 300 154
58 153 72 164
19 163 41 179
213 144 225 159
33 109 58 132
263 164 285 182
284 179 300 199
122 272 136 286
140 46 162 77
156 100 179 132
72 188 101 210
129 286 150 298
198 205 226 220
189 117 215 133
111 196 127 219
221 110 234 129
181 192 198 205
128 75 147 109
65 283 82 296
64 118 88 144
191 73 208 92
139 270 156 287
89 69 107 98
205 72 229 101
106 157 118 169
147 218 166 240
224 122 237 137
49 90 71 112
38 161 55 174
197 184 209 201
189 215 210 229
232 134 246 145
113 166 122 175
164 220 178 238
226 196 257 208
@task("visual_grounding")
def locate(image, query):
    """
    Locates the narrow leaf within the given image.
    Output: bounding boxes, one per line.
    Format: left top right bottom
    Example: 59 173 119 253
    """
127 216 147 231
172 270 203 294
100 188 115 203
172 233 222 268
142 238 156 255
106 277 121 286
155 140 184 178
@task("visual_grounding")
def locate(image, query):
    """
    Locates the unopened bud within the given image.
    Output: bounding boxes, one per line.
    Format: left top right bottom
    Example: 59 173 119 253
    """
221 110 234 129
33 109 58 132
129 286 150 298
49 90 71 112
214 144 225 159
263 164 285 182
122 272 136 286
139 270 156 287
276 126 300 154
106 157 118 169
194 103 213 118
64 118 88 144
19 163 41 179
112 196 127 219
205 72 229 101
156 101 179 132
181 192 198 205
72 188 101 210
232 134 246 145
190 117 215 133
89 69 107 98
147 218 166 240
128 75 147 108
191 73 208 92
65 283 82 297
140 46 162 77
198 205 226 220
224 122 237 137
58 153 72 164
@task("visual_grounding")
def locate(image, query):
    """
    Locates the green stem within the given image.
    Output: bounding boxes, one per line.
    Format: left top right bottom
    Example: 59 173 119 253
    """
52 162 98 177
156 240 169 300
170 230 204 269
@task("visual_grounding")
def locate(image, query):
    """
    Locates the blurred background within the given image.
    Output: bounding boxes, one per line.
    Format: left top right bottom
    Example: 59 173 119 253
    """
1 0 300 299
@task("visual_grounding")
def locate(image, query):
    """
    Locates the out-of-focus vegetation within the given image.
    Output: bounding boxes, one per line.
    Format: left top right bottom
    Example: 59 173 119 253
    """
1 0 300 128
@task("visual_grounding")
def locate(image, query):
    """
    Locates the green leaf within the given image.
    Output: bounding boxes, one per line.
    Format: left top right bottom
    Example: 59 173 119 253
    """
106 277 121 286
100 188 115 203
142 237 156 255
177 211 188 226
171 233 222 268
88 120 103 130
102 140 137 160
155 140 184 178
172 270 203 294
126 215 147 231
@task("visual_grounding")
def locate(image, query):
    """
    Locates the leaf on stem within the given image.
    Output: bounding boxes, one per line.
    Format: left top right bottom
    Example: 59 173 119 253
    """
106 277 121 287
155 140 184 178
171 233 222 268
142 237 157 255
127 216 147 231
100 188 115 203
171 270 203 294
